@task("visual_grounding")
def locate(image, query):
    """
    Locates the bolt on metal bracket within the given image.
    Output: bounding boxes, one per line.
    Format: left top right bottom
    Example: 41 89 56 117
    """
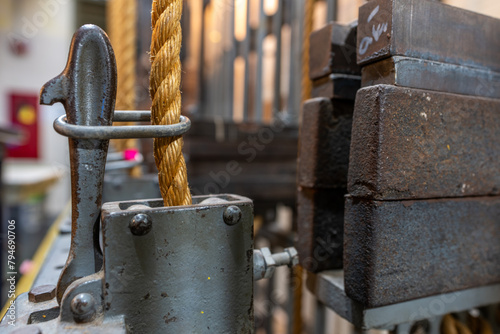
100 195 255 332
254 247 299 281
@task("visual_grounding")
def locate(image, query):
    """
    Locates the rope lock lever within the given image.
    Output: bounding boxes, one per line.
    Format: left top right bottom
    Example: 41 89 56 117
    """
40 24 191 304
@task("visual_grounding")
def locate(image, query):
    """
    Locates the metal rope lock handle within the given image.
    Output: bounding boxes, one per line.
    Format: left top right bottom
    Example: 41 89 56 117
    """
40 24 191 304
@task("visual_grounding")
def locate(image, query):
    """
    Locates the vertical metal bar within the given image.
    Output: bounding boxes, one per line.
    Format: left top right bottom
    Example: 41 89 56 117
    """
199 1 208 119
224 2 236 122
209 0 222 120
327 0 337 22
429 316 443 334
314 301 326 334
264 277 274 333
286 267 294 334
278 0 291 114
272 0 283 117
221 2 228 120
213 2 222 120
255 0 266 123
287 0 305 125
227 2 236 121
243 0 251 122
214 58 222 120
222 1 230 121
216 1 226 121
390 323 411 334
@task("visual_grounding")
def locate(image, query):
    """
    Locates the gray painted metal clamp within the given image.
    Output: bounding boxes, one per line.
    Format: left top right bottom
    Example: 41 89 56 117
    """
39 24 191 305
53 111 191 139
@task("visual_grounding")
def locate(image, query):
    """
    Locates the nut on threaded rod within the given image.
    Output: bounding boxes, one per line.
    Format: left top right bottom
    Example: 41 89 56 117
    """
253 247 299 280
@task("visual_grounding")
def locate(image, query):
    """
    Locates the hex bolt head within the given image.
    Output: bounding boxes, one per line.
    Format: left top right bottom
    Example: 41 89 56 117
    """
129 213 153 236
28 284 56 303
284 247 299 267
223 205 242 226
71 293 96 322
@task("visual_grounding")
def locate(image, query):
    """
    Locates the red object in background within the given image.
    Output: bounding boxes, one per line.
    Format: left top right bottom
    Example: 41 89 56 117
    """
123 149 139 161
7 93 39 158
8 36 28 56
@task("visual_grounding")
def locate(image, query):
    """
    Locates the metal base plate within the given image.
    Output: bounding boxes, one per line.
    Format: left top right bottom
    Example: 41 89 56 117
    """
306 270 500 330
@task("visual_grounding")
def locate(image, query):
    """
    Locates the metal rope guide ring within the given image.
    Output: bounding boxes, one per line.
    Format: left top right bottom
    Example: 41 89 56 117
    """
53 111 191 139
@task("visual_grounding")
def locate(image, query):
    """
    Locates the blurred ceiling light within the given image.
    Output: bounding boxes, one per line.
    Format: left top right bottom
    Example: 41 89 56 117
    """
234 0 247 41
264 0 278 16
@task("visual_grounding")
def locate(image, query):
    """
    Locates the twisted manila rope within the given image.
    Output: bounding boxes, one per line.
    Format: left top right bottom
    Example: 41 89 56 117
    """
150 0 192 206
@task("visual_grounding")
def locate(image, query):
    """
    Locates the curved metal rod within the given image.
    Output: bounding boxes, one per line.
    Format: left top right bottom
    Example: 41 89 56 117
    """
54 115 191 139
113 110 152 122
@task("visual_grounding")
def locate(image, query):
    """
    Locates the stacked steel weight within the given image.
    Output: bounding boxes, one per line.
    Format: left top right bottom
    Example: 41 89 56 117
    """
297 21 360 272
298 0 500 309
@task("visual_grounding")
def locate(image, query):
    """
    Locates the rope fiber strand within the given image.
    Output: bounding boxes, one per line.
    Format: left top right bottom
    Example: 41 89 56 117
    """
150 0 192 207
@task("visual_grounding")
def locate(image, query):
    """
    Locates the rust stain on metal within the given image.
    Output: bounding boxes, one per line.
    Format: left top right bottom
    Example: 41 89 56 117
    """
163 313 177 324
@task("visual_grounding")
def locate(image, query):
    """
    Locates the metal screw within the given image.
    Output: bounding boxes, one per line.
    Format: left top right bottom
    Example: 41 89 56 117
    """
70 293 96 322
28 284 56 303
284 247 299 267
223 205 242 225
11 326 42 334
129 213 153 236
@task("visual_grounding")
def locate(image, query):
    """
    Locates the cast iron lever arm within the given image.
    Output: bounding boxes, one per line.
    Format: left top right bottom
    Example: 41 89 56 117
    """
40 24 116 303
